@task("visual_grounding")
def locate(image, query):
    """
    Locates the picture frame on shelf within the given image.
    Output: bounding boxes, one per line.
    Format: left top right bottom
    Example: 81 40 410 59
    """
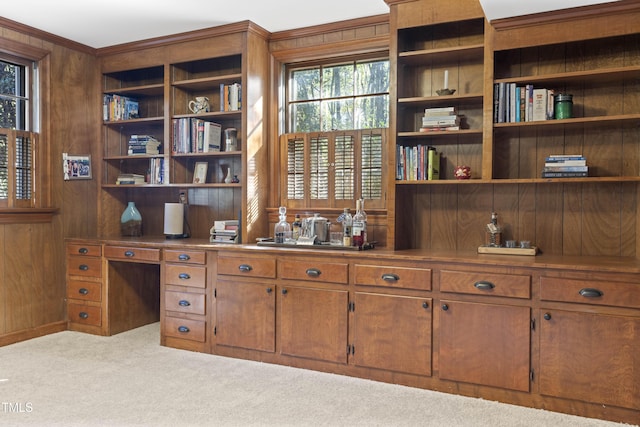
63 153 92 180
193 161 208 184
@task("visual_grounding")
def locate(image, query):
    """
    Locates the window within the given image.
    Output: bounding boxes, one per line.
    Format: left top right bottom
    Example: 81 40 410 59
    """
287 57 389 132
0 53 39 208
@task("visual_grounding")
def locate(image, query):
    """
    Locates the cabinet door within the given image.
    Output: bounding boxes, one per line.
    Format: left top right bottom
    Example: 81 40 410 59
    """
280 286 348 364
539 309 640 410
353 292 432 376
439 300 531 392
215 279 275 353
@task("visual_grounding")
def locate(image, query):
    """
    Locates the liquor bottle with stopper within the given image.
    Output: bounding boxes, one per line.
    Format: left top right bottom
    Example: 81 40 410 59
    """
352 199 367 248
485 212 502 247
274 206 291 244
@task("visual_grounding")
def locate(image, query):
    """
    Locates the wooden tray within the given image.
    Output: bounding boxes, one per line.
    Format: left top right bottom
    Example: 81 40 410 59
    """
477 245 538 256
257 241 362 251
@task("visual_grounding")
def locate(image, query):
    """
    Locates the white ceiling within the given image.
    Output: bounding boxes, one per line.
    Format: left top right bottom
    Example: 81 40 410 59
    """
0 0 620 49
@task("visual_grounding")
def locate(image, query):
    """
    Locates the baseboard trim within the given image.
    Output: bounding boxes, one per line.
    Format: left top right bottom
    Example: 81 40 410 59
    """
0 321 67 347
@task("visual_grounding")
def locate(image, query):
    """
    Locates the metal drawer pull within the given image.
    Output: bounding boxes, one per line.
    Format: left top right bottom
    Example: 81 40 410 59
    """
78 288 89 295
474 281 495 291
79 312 89 319
178 300 191 307
178 326 190 333
382 273 399 282
422 301 429 309
78 247 89 254
306 268 321 277
441 304 449 311
579 288 603 298
266 287 273 294
238 264 252 272
178 273 191 280
79 264 89 271
178 254 191 261
124 250 135 257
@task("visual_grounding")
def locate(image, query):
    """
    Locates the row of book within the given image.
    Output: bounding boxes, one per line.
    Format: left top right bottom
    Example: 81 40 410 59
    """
541 155 588 178
494 83 555 123
396 145 441 181
103 94 139 121
128 135 162 156
220 83 242 112
115 157 165 185
420 106 462 132
209 219 239 243
172 118 222 154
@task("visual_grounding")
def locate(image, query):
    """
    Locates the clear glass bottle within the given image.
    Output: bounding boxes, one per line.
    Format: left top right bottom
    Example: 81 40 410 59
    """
352 199 367 247
292 214 302 241
342 208 353 247
274 206 291 244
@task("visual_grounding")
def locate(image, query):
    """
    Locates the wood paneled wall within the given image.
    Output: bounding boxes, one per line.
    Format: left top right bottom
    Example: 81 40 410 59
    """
0 20 100 344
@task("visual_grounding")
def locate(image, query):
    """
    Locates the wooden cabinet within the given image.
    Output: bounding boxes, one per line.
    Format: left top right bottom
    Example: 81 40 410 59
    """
539 275 640 410
162 249 208 351
66 242 104 333
98 23 270 242
214 252 276 353
438 269 531 392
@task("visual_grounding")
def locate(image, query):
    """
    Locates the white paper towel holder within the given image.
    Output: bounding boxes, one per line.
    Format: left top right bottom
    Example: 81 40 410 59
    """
164 202 189 239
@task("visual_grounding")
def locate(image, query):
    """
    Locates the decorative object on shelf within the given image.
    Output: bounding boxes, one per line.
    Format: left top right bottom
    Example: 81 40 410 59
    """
163 203 186 239
224 128 237 151
436 70 456 96
120 201 142 237
484 212 502 247
188 96 210 114
274 206 291 244
63 153 92 180
231 175 239 183
554 94 573 119
454 165 471 180
193 162 208 184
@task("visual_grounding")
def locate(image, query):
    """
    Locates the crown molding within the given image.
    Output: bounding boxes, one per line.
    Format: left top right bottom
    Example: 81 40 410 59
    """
0 17 95 55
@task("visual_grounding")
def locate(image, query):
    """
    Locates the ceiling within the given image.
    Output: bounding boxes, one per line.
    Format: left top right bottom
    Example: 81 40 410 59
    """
0 0 620 49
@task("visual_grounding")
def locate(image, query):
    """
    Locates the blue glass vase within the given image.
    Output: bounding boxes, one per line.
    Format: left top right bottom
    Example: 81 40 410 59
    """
120 201 142 236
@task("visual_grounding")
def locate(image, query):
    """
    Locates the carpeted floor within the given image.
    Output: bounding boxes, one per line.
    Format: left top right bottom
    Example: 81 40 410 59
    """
0 323 635 427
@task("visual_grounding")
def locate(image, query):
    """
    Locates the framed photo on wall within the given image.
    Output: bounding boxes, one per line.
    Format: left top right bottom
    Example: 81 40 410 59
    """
63 153 92 180
193 162 208 184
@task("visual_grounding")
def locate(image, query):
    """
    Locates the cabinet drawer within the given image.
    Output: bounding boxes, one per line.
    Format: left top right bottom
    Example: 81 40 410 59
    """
354 264 431 291
67 280 101 302
440 270 531 299
164 317 205 342
164 249 206 265
217 254 276 278
67 243 102 257
540 276 640 309
68 303 101 327
165 264 206 288
165 291 206 315
104 245 160 263
278 259 348 284
67 255 102 278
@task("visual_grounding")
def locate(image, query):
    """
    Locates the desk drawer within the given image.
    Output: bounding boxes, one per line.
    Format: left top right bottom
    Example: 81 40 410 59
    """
165 264 206 288
67 255 102 278
68 303 101 327
440 270 531 299
354 264 431 291
217 254 276 278
540 276 640 309
104 246 160 263
67 243 102 257
67 280 101 302
164 317 205 342
164 249 206 265
165 291 205 315
278 259 348 284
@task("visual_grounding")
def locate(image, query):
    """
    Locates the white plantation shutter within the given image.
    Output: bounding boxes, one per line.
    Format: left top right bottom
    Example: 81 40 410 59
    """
286 137 305 200
0 129 36 207
310 135 329 200
334 133 354 200
361 131 383 200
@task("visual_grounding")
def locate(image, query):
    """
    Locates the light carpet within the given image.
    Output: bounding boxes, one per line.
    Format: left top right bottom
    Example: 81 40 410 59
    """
0 323 635 427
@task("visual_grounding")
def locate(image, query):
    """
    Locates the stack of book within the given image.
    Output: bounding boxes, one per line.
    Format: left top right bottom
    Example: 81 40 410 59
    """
210 219 239 243
396 145 440 181
172 118 222 153
148 157 165 184
494 83 555 123
542 155 588 178
128 135 162 155
220 83 242 111
116 173 145 185
420 106 461 132
103 94 139 121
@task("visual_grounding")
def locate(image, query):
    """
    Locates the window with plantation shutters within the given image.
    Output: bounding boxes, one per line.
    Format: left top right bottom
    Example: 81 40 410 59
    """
280 129 386 209
0 129 36 207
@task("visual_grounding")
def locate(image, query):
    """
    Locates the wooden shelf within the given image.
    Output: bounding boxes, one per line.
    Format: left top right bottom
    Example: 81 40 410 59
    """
494 65 640 86
103 117 164 126
399 44 484 64
494 113 640 129
398 129 482 138
173 73 242 91
103 83 164 97
398 93 483 106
